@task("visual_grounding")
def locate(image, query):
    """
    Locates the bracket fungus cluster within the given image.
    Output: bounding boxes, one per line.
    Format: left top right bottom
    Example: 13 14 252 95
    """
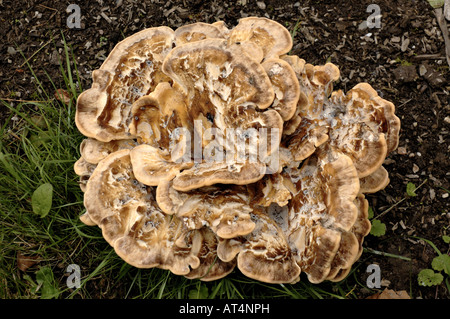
75 17 400 284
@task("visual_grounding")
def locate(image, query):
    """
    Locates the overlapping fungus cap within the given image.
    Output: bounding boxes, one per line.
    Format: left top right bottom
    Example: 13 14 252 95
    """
74 17 400 284
83 149 235 280
75 27 175 142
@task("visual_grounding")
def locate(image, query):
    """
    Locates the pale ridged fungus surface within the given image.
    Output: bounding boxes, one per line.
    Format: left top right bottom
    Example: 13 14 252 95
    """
75 17 400 284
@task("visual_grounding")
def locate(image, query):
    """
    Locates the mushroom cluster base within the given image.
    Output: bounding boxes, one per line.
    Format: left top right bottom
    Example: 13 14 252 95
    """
75 17 400 284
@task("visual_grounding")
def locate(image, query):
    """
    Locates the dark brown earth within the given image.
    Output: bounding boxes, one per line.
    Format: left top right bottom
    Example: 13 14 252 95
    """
1 0 449 299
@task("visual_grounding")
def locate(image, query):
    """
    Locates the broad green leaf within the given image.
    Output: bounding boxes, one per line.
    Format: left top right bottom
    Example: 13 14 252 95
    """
188 285 209 299
368 206 374 219
31 183 53 218
406 182 417 197
370 219 386 237
443 235 450 244
417 268 443 286
431 254 450 275
427 0 445 8
35 266 60 299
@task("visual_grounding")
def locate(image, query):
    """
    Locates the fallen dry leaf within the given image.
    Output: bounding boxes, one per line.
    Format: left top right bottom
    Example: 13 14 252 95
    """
54 89 71 105
17 253 40 272
367 288 411 299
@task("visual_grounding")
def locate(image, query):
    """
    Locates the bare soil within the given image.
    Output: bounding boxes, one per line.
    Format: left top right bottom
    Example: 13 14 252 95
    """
0 0 449 299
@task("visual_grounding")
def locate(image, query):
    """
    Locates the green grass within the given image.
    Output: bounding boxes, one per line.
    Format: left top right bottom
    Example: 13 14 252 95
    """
0 36 371 300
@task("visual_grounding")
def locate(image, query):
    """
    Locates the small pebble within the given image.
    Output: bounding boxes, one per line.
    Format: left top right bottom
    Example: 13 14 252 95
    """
397 146 407 155
256 1 266 10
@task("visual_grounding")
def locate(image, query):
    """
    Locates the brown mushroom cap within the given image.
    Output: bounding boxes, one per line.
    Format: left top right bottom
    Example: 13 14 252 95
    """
351 83 401 154
79 211 96 226
129 82 193 152
262 58 300 121
76 27 175 142
156 179 255 238
284 147 360 283
280 55 340 162
184 227 237 281
175 22 225 46
228 17 293 60
325 231 359 281
73 157 97 192
327 193 371 282
130 144 194 186
234 209 301 284
162 38 275 110
83 149 202 274
326 86 390 178
211 21 230 36
281 55 340 136
73 17 400 285
172 160 267 192
161 38 284 191
359 165 390 193
80 138 137 164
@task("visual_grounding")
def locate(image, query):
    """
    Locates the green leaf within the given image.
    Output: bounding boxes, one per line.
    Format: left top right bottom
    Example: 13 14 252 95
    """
35 266 60 299
31 183 53 218
417 268 443 286
188 284 209 299
431 254 450 275
406 182 417 197
443 235 450 244
370 219 386 237
368 206 374 219
427 0 445 8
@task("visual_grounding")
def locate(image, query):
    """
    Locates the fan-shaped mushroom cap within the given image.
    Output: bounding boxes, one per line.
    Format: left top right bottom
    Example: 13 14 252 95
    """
326 85 391 178
73 17 400 285
80 138 137 164
280 56 340 163
161 38 284 191
350 194 372 259
73 157 97 192
130 144 193 186
156 180 255 238
327 194 371 282
262 58 300 121
172 161 267 192
162 38 275 110
228 17 293 60
359 165 390 193
285 147 360 283
211 21 230 36
76 27 175 142
79 211 96 226
83 149 201 274
250 172 295 207
281 55 340 136
184 227 237 281
175 22 225 46
74 157 96 178
234 209 301 284
287 147 360 232
325 231 359 281
351 83 401 154
129 82 193 155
